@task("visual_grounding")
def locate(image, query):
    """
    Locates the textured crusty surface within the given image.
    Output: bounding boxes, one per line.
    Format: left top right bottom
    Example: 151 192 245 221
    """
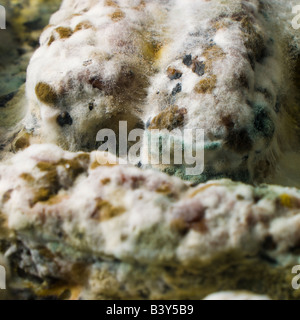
203 291 271 300
1 0 300 300
13 0 299 186
1 144 300 299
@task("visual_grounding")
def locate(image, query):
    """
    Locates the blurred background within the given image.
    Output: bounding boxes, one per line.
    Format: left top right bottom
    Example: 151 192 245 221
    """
0 0 61 149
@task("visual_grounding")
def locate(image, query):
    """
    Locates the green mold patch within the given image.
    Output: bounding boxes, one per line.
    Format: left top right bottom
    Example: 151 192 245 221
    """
35 82 59 106
253 106 275 139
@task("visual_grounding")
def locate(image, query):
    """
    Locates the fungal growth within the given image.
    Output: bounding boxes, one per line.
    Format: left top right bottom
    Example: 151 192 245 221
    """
9 0 300 186
2 0 300 301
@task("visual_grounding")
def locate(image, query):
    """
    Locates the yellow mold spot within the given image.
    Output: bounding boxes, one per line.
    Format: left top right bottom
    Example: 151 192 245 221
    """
105 0 119 7
74 21 94 32
202 45 226 72
156 184 172 194
91 199 125 222
48 35 55 46
149 105 187 131
35 82 59 106
55 27 73 39
194 75 217 94
279 194 300 209
110 10 126 22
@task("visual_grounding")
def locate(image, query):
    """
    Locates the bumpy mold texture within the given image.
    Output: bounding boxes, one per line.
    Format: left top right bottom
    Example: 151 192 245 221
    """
20 0 300 187
2 144 300 299
2 0 300 300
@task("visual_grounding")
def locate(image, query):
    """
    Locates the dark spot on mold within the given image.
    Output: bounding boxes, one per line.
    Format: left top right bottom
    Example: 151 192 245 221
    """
172 83 182 96
238 73 250 89
183 54 193 67
254 108 275 139
171 205 207 235
241 16 268 63
192 60 205 77
57 112 73 127
262 235 277 251
0 91 16 108
242 155 249 161
256 87 273 102
225 128 253 154
89 76 105 91
254 160 271 180
167 67 182 80
116 67 135 90
221 115 235 130
89 102 94 111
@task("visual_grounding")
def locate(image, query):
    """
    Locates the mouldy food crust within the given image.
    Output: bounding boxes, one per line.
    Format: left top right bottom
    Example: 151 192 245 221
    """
20 0 300 187
1 145 300 299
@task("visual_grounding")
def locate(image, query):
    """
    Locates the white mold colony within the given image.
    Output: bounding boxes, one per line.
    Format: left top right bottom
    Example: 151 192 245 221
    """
24 0 300 185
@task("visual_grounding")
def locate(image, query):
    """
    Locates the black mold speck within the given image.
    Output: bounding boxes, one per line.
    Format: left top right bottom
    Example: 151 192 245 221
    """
89 102 94 111
172 83 182 96
57 112 73 127
169 70 182 80
254 108 275 139
193 61 205 76
183 54 193 67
